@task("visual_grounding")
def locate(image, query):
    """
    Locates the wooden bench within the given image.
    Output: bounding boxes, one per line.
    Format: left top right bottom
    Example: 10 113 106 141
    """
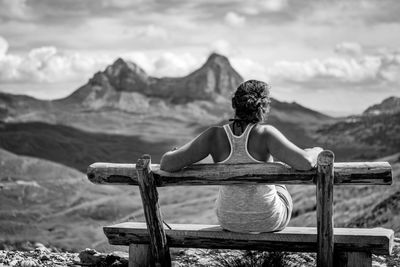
87 151 394 267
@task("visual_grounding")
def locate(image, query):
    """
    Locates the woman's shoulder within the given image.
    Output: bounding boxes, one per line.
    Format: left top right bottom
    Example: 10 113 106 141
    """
200 125 226 139
252 123 278 135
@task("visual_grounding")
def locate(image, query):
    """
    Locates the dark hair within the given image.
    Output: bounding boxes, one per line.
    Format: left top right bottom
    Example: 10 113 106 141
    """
232 80 271 123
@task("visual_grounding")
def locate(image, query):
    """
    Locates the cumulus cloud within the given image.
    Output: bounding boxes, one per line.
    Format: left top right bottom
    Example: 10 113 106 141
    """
210 39 239 57
267 44 400 89
0 35 200 86
270 57 380 83
152 52 199 77
0 43 112 83
231 57 269 81
224 12 246 27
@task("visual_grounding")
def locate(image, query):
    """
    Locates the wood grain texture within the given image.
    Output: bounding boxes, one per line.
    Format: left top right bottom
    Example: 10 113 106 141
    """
87 161 392 186
129 244 151 267
104 222 394 255
334 251 372 267
316 150 334 267
136 155 171 267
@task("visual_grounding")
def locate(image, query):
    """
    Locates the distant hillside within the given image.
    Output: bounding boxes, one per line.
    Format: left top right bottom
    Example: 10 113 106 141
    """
289 153 400 231
364 96 400 115
0 148 220 251
0 122 171 172
315 107 400 160
0 148 136 251
347 153 400 232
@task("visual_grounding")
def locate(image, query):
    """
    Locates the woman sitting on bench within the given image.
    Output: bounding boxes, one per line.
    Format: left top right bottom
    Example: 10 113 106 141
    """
160 80 322 233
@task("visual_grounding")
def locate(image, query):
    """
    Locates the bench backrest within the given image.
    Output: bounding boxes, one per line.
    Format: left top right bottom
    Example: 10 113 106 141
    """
87 150 393 267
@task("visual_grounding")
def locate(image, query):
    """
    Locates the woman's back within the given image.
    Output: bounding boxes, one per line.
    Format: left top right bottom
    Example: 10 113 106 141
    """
215 123 290 233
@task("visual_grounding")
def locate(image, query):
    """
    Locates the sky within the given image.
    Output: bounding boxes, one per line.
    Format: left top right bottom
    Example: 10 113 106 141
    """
0 0 399 116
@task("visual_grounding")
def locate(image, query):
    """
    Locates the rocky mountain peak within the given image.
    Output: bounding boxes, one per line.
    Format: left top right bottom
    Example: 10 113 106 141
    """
363 96 400 115
184 52 242 98
204 53 231 67
102 57 149 92
109 58 146 75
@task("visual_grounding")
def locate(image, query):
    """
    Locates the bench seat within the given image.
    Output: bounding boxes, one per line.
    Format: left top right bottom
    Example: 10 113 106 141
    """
104 222 394 255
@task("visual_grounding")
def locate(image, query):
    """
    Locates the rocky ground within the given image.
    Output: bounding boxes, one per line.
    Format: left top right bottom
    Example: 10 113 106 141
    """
0 240 399 267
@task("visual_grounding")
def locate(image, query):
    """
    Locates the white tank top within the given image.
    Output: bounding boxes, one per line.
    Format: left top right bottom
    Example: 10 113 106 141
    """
215 123 287 232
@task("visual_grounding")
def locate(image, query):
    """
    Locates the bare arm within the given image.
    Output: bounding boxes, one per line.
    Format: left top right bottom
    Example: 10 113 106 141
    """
264 125 323 170
160 127 214 172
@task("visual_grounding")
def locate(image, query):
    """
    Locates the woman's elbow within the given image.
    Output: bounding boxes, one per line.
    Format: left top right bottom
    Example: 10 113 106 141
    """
160 152 180 172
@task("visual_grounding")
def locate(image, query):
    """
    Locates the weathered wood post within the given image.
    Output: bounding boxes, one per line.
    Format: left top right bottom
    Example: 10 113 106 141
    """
129 244 152 267
316 150 334 267
136 154 171 267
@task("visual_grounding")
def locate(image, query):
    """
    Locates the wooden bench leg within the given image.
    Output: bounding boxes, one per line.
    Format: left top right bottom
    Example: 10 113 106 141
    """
334 251 372 267
129 244 152 267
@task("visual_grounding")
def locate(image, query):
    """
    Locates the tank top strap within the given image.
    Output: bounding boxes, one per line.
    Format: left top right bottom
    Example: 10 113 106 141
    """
244 123 256 140
224 123 254 139
222 124 235 140
221 123 260 164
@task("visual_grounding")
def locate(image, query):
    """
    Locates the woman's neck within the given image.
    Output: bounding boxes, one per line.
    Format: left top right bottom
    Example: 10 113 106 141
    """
230 118 250 136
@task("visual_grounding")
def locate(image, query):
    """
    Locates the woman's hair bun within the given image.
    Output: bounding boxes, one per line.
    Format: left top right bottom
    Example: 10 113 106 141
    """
232 80 271 123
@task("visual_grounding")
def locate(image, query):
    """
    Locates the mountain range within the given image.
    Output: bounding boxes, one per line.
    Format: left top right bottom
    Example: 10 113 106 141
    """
63 53 243 107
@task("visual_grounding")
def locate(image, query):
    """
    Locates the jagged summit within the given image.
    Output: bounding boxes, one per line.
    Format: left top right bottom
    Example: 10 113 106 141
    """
363 96 400 115
204 53 231 66
104 58 149 92
108 58 147 77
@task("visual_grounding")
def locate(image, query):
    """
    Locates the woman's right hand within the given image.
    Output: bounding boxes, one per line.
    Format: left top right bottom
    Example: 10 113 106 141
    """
304 147 324 167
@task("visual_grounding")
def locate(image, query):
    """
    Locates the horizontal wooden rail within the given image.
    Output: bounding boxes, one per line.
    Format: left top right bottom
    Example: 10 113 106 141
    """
104 222 394 255
87 161 392 186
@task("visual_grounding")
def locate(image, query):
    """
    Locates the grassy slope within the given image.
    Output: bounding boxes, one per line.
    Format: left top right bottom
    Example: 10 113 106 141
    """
0 148 220 251
316 113 400 160
0 148 137 251
289 153 400 232
0 122 171 172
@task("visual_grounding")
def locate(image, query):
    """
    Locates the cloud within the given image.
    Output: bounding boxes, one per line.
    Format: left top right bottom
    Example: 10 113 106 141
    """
270 57 380 83
136 24 168 39
0 35 200 85
0 36 8 59
231 57 269 81
334 42 363 57
0 0 29 20
224 12 245 27
152 52 200 77
210 39 239 57
0 44 112 83
261 0 288 12
267 44 400 90
101 0 145 8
